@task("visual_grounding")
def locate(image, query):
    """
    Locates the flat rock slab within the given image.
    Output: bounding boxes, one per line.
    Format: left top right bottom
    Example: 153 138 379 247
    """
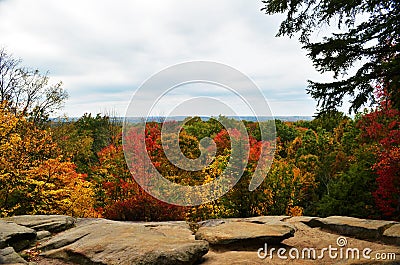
198 219 227 228
243 216 296 231
5 215 76 233
306 216 398 241
39 219 208 265
36 230 52 240
195 221 294 246
129 221 190 228
201 219 400 264
286 216 318 224
198 216 291 228
0 220 36 251
243 216 290 224
383 224 400 246
0 247 27 264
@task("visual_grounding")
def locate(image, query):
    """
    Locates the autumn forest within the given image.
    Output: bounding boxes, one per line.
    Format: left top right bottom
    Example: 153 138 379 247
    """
1 53 399 222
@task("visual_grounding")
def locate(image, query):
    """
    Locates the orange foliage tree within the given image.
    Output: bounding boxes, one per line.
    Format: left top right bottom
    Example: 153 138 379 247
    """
0 102 97 217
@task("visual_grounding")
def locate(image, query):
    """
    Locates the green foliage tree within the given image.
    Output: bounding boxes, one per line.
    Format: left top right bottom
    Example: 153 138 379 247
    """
183 116 223 140
262 0 400 113
51 118 94 173
52 113 121 174
316 147 378 218
75 113 120 155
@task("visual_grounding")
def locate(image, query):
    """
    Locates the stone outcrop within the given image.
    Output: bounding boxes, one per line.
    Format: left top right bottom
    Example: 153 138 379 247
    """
195 220 294 246
304 216 399 243
197 216 291 228
0 247 27 264
39 218 208 265
383 224 400 246
203 218 400 265
0 215 399 264
5 215 75 233
0 220 36 251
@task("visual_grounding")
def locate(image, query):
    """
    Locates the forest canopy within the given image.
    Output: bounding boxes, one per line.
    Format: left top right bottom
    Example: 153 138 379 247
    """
1 0 399 221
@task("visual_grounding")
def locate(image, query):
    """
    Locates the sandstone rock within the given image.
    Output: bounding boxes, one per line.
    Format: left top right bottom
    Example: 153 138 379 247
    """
383 224 400 246
287 216 318 224
306 216 398 241
243 216 296 231
201 218 400 265
195 221 294 246
36 231 51 240
5 215 75 233
198 219 226 228
244 216 290 224
39 219 208 265
198 216 290 228
0 220 36 251
149 225 195 241
133 221 190 228
1 214 397 264
0 247 27 264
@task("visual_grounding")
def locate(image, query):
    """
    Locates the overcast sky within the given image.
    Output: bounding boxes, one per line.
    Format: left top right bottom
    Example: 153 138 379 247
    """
0 0 337 117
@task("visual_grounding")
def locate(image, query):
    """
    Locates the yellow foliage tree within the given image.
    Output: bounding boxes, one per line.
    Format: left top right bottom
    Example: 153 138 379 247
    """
0 102 98 217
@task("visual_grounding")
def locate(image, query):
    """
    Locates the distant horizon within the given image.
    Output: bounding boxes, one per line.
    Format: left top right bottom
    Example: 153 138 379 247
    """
51 115 314 123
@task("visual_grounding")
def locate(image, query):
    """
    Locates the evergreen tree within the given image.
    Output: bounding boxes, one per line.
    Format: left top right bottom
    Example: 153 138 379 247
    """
262 0 400 113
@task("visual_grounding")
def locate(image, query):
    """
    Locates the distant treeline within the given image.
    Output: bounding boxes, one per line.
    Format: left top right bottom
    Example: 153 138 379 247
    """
51 115 313 123
2 106 398 221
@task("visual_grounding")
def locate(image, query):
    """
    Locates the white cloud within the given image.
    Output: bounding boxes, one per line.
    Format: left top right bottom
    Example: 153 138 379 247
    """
0 0 330 117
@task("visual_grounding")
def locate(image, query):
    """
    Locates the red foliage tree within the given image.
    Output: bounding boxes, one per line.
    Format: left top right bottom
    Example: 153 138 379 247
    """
358 90 400 219
94 123 185 221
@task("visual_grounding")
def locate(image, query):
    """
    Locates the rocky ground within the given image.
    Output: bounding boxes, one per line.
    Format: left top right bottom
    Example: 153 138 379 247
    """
0 215 399 264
